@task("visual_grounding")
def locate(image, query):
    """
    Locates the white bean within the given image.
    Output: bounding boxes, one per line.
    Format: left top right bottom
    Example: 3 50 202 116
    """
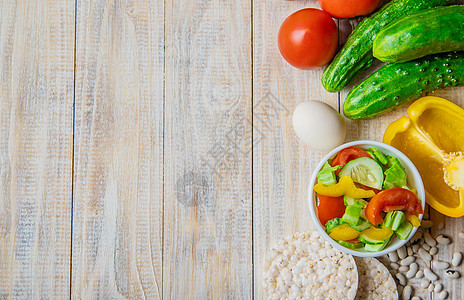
402 285 412 300
422 243 431 251
406 263 419 279
424 268 438 281
398 246 407 260
388 251 399 263
391 262 400 270
436 234 451 245
396 273 407 286
411 297 420 300
412 244 420 253
438 291 448 300
427 282 434 292
459 231 464 239
432 260 450 270
444 269 460 279
407 247 413 256
420 280 429 289
430 246 438 256
415 270 424 279
424 232 437 247
421 220 433 229
399 266 409 272
419 248 432 262
401 256 415 266
452 252 463 267
434 283 443 293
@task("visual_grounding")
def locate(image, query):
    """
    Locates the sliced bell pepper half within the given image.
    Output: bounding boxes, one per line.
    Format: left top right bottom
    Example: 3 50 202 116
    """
383 96 464 217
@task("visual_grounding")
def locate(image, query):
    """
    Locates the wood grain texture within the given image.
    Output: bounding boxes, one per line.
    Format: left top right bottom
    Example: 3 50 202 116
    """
252 1 339 299
164 0 252 298
0 0 74 298
71 0 164 298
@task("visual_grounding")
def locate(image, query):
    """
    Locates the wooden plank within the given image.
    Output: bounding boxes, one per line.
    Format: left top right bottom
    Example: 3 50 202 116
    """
0 0 74 298
163 0 252 298
252 1 340 299
71 0 164 298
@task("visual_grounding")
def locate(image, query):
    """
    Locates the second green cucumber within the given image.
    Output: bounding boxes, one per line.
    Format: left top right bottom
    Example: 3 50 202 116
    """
374 5 464 63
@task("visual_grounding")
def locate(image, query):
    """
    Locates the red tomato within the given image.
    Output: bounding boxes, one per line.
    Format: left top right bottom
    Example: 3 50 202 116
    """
330 146 372 168
365 188 424 225
317 194 345 226
318 0 381 19
278 8 338 70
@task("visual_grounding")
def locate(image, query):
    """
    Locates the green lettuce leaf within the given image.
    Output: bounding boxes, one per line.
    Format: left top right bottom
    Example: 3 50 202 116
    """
383 155 407 189
317 162 342 185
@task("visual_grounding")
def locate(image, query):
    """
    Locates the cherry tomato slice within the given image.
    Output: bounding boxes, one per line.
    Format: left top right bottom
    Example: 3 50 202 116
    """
365 188 424 225
317 194 345 226
331 146 372 167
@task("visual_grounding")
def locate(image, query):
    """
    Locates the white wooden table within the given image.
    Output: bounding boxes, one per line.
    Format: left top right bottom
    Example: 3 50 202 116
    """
0 0 462 298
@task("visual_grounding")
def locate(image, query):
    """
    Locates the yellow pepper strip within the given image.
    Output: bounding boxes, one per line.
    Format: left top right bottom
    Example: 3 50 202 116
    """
314 176 376 198
406 214 421 228
360 226 394 241
329 223 361 241
384 96 464 217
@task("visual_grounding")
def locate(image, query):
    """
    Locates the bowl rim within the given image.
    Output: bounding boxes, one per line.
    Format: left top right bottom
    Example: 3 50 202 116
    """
308 140 426 257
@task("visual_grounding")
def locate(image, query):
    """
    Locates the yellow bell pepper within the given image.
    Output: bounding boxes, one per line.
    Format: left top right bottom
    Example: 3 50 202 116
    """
361 226 394 241
329 223 361 241
384 96 464 217
314 176 376 198
406 214 421 228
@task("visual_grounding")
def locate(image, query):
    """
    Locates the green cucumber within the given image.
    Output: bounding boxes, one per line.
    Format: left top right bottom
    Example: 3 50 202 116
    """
339 157 384 190
337 240 364 249
325 218 344 234
358 232 385 245
367 148 388 165
396 221 414 240
343 51 464 120
383 211 405 231
343 196 368 208
349 218 371 232
364 236 393 252
321 0 459 92
374 6 464 63
342 205 363 226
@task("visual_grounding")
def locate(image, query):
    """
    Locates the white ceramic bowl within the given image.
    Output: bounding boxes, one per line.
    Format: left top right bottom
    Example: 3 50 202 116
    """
308 140 425 257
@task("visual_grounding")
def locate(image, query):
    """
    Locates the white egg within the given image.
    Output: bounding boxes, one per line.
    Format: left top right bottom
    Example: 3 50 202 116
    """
292 101 346 151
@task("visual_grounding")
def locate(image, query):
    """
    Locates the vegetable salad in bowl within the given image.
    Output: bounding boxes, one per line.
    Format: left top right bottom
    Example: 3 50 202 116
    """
308 141 425 257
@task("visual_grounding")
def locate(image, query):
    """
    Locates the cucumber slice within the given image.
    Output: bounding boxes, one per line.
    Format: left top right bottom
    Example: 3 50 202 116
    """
396 221 414 240
325 218 344 234
339 157 384 189
358 232 385 245
368 147 388 165
337 240 364 249
343 196 368 208
383 211 405 231
349 218 371 232
342 205 363 226
364 236 393 252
